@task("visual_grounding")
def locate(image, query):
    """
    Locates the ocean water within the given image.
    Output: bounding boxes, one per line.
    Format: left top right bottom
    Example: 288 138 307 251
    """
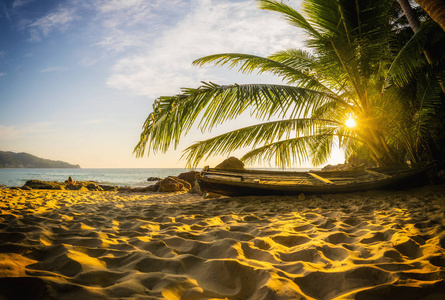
0 167 318 188
0 168 196 188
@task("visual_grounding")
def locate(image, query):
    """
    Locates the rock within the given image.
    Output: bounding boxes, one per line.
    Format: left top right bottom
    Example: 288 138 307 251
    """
100 185 119 191
127 186 154 193
149 182 161 192
66 185 88 191
86 183 103 191
215 157 245 170
147 177 163 182
321 163 353 171
23 180 63 190
21 180 119 191
157 176 191 192
177 171 200 186
65 184 83 190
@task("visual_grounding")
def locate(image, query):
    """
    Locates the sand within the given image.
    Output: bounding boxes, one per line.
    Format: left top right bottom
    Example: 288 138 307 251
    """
0 185 444 300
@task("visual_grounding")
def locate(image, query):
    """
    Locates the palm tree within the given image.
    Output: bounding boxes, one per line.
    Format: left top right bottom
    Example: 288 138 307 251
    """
414 0 445 31
135 0 442 168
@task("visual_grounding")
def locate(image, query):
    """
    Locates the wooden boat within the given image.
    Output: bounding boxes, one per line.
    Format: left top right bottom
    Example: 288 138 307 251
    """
197 163 436 196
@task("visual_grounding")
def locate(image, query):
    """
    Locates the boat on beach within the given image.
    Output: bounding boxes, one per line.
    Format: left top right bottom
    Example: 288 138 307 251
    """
197 163 436 196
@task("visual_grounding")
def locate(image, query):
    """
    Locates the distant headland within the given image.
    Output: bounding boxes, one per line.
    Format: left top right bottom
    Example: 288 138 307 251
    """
0 151 80 169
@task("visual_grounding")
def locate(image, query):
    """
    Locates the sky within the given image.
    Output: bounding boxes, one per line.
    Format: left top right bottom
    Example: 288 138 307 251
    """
0 0 345 168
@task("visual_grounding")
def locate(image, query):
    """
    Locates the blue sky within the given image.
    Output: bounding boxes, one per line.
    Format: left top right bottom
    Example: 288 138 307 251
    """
0 0 344 168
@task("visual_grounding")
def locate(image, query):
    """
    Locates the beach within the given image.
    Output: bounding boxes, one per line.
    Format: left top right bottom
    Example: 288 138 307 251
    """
0 185 444 299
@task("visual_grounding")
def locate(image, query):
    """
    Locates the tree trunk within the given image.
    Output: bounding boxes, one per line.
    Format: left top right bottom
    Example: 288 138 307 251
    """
415 0 445 32
398 0 445 94
398 0 420 32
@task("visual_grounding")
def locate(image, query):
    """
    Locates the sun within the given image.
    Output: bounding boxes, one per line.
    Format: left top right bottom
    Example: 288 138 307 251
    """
345 118 357 128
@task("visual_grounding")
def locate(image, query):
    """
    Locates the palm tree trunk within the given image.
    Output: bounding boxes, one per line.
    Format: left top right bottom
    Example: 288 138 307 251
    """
398 0 445 94
398 0 420 31
415 0 445 32
397 0 431 63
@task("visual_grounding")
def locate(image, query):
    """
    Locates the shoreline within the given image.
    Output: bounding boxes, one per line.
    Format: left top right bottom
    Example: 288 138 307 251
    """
0 184 444 299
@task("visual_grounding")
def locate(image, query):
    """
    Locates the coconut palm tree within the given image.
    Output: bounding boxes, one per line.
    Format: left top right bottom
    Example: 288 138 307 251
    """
414 0 445 31
135 0 442 168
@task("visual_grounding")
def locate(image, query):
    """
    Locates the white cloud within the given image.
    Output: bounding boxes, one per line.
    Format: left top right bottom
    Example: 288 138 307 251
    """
0 73 6 77
28 6 78 41
93 0 188 53
105 0 301 98
95 0 147 13
12 0 34 8
40 66 68 73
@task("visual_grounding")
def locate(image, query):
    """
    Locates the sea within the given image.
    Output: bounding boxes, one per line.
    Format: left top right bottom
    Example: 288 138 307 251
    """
0 168 195 188
0 167 317 188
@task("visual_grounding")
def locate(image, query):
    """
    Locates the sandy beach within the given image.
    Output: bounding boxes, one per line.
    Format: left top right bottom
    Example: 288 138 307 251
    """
0 185 444 299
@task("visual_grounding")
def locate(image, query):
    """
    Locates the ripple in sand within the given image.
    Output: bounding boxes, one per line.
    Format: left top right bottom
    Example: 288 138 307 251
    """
325 232 356 244
393 237 423 259
355 281 445 300
271 234 311 248
1 187 444 299
294 266 394 300
318 244 349 261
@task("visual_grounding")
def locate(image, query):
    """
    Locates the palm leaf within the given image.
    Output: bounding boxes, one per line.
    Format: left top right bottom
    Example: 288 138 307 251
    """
388 20 441 86
258 0 322 38
193 52 332 92
183 118 340 167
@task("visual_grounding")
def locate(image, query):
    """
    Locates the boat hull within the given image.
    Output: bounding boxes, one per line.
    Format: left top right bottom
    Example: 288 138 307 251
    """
197 164 434 196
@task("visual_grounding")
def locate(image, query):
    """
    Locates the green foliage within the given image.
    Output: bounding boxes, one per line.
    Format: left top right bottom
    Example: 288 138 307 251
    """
135 0 444 168
0 151 80 168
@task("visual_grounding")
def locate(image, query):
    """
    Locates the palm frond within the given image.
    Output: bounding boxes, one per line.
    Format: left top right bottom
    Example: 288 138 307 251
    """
134 82 345 158
183 118 340 167
308 128 336 166
257 0 321 38
388 20 440 86
240 131 347 168
193 52 331 92
241 137 312 168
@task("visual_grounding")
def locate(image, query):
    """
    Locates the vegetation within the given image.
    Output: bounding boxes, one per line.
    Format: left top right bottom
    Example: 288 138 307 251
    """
135 0 445 168
0 151 80 168
414 0 445 31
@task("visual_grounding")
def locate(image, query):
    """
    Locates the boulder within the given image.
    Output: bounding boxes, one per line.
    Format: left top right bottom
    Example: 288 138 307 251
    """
177 171 200 186
321 163 352 171
23 180 63 190
157 176 191 192
66 185 88 192
100 185 119 191
65 184 83 190
86 183 103 191
149 182 161 192
215 157 245 170
126 186 154 193
147 177 163 182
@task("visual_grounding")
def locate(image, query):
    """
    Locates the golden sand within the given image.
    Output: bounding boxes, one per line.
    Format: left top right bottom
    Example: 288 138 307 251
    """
0 186 444 299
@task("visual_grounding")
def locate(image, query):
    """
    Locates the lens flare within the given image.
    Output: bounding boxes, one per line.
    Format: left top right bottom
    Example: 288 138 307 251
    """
345 118 357 128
